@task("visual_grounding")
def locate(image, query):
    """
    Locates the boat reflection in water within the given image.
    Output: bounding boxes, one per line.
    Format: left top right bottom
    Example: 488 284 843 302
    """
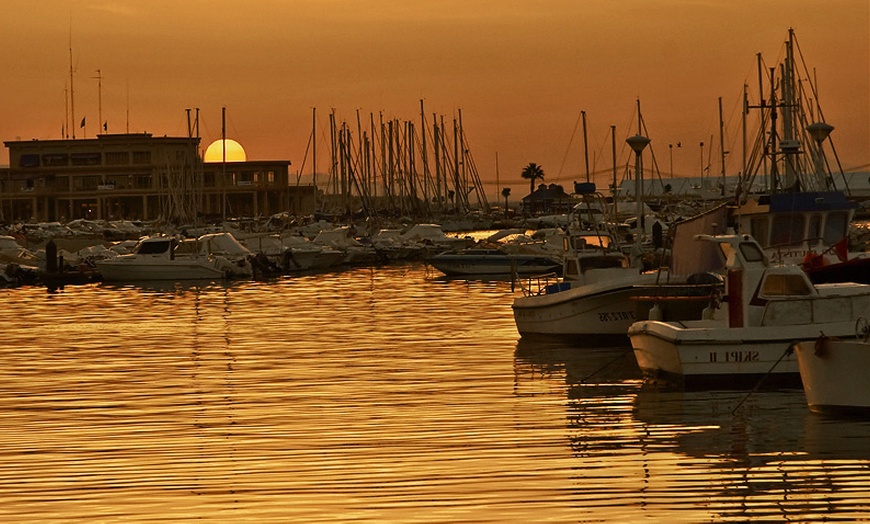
2 265 869 523
514 337 870 522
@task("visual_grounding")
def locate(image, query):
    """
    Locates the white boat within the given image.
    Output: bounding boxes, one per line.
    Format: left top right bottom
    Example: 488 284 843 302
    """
96 236 234 281
512 229 657 342
791 334 870 415
628 233 870 387
178 232 254 278
428 247 561 277
399 223 472 256
313 226 378 266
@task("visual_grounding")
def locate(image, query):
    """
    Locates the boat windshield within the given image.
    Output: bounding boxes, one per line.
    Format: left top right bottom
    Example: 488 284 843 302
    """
569 234 612 250
823 212 849 245
137 239 172 254
739 242 765 262
761 273 813 296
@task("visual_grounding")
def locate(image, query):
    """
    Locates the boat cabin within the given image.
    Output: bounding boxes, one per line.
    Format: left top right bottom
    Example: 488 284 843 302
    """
734 191 854 263
135 237 175 255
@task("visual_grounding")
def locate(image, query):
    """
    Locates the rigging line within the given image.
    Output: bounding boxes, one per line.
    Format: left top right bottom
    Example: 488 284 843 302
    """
557 112 583 178
730 346 794 415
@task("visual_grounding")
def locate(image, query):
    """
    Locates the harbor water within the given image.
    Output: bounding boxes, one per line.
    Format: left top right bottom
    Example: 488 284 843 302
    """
1 262 869 522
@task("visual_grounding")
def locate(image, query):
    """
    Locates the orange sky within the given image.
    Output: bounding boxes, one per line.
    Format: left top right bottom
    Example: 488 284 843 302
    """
2 0 868 198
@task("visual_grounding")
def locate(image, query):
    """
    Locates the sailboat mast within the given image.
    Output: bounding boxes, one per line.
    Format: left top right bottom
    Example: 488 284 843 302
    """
221 106 227 221
312 107 317 206
719 97 726 195
69 31 76 139
611 125 617 202
582 110 590 184
94 69 103 133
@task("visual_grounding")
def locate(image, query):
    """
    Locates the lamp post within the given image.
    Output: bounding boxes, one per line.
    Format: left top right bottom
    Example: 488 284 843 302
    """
806 121 834 186
626 134 651 239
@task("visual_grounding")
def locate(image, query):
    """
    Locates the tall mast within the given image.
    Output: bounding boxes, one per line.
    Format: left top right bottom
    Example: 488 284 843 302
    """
312 107 317 206
718 97 726 195
221 106 227 221
582 110 590 183
94 69 103 133
69 28 76 139
611 125 617 201
420 99 429 209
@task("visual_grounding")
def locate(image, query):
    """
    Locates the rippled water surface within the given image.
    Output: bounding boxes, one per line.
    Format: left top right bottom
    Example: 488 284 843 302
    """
1 262 869 522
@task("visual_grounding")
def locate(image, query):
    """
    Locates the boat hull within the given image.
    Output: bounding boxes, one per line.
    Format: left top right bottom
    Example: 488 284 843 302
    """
793 338 870 415
429 253 560 276
96 258 227 281
512 274 655 341
628 319 863 387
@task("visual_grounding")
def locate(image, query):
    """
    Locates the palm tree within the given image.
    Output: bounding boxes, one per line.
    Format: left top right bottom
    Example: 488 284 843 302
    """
521 163 545 194
501 187 511 212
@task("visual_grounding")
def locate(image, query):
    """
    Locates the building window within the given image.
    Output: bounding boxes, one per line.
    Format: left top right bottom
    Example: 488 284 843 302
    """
71 152 101 166
105 152 130 165
132 151 151 164
267 171 275 183
134 175 151 189
19 154 39 167
76 176 100 190
42 153 69 166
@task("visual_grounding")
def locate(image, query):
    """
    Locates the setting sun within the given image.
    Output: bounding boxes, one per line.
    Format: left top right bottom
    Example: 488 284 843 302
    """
204 138 247 163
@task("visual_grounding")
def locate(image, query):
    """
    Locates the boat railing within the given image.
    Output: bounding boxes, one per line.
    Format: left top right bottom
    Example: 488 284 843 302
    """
515 272 562 297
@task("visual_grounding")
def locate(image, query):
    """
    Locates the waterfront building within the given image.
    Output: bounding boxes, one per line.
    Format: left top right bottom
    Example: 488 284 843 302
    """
1 133 315 223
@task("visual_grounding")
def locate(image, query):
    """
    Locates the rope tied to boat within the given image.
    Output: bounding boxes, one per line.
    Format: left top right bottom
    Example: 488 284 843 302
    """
730 344 796 415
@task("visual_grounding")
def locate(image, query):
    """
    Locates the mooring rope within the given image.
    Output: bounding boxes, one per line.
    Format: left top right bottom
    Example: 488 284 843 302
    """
730 345 794 415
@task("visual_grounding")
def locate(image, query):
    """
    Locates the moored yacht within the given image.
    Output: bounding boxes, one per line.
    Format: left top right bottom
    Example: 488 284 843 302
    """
96 236 237 281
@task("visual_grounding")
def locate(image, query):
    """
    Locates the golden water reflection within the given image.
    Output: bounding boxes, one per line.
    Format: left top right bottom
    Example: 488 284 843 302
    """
0 264 868 522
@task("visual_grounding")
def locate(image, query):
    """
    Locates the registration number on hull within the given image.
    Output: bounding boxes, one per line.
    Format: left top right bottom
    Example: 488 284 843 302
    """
598 311 635 322
708 350 760 363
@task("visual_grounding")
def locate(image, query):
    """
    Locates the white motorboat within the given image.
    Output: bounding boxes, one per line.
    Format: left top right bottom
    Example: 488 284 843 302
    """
178 232 254 278
398 223 472 256
313 226 378 266
427 247 561 277
791 334 870 416
628 234 870 387
96 236 235 281
512 229 657 342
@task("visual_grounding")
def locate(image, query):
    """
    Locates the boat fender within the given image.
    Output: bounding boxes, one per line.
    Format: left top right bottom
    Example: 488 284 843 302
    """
648 303 663 321
702 289 722 320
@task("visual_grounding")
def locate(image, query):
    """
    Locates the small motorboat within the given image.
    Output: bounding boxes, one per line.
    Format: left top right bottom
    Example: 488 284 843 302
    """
427 248 561 277
96 235 240 281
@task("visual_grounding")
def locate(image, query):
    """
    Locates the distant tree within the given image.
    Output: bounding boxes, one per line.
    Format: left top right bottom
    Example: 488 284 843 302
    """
501 187 511 211
521 163 545 194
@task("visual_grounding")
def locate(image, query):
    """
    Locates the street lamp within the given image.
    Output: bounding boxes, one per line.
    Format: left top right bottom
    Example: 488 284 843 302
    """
806 121 834 184
626 134 651 239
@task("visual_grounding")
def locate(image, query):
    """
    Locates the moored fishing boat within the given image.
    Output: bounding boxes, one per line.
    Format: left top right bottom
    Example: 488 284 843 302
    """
511 225 655 343
628 234 870 387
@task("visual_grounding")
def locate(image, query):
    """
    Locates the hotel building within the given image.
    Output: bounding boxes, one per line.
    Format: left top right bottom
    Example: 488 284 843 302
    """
1 133 315 223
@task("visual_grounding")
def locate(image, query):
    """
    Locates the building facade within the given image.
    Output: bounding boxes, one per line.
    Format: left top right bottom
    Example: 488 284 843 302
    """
1 133 314 223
